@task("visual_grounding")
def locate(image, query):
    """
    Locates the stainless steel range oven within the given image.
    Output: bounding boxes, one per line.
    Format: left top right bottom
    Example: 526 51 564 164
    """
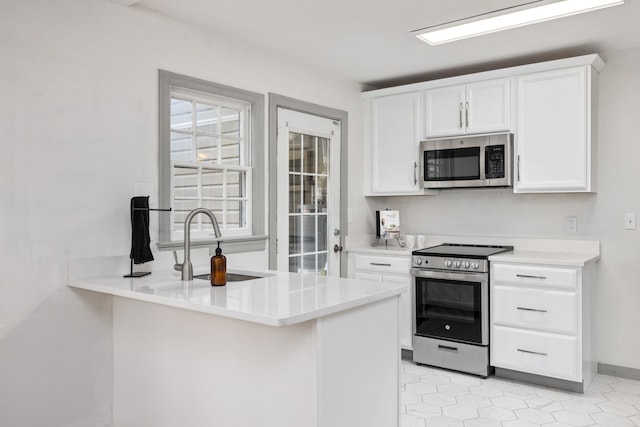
411 243 513 377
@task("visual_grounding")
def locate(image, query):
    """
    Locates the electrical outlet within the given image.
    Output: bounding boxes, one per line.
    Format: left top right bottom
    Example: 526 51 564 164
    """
566 216 577 233
624 213 637 230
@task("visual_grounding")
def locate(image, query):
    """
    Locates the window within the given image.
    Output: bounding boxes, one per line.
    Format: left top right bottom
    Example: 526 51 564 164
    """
159 71 265 249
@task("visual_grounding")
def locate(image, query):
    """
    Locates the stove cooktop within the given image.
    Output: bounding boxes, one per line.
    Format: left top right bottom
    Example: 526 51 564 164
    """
412 243 514 259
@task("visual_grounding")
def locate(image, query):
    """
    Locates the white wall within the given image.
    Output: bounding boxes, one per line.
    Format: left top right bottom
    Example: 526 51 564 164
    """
369 48 640 371
0 0 362 425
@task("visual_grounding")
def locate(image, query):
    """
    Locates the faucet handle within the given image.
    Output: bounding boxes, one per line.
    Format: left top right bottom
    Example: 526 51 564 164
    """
173 251 183 272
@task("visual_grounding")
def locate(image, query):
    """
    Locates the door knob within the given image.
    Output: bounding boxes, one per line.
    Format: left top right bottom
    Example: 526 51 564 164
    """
333 244 343 253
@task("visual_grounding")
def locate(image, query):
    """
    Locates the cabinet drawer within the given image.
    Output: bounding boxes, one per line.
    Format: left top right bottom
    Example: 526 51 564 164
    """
491 326 579 381
354 271 383 282
492 285 577 334
493 263 577 290
354 254 411 275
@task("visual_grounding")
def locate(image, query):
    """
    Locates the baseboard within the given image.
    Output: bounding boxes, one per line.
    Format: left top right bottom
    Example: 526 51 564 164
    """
598 362 640 381
401 348 413 361
495 367 584 393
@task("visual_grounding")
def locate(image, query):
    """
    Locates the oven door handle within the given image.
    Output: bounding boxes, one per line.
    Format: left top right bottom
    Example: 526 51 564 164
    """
410 268 488 283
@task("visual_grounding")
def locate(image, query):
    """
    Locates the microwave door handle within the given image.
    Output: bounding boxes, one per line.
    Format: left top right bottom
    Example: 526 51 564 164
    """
484 146 489 180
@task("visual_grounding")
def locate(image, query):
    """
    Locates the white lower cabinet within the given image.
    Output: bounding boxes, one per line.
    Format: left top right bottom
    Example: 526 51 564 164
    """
491 262 593 386
350 251 413 349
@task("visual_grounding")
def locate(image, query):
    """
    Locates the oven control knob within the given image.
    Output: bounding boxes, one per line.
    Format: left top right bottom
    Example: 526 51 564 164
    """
473 262 480 269
463 262 470 268
453 261 461 268
444 260 452 267
415 258 422 266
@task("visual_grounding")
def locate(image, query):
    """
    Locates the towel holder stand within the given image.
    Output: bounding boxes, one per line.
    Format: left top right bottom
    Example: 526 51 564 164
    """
124 202 172 278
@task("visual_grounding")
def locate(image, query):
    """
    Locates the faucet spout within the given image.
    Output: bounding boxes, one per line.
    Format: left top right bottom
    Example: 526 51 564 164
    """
181 208 222 281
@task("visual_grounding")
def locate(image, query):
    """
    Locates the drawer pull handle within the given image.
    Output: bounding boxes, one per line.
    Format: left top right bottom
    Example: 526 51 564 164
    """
370 262 392 267
516 274 547 280
517 306 548 313
438 344 459 353
517 348 548 356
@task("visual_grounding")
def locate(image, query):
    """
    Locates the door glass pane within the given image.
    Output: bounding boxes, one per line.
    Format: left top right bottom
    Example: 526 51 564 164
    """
316 176 327 212
303 135 316 174
289 216 301 254
289 175 301 214
303 254 316 273
302 215 316 253
317 215 327 252
289 132 301 173
318 137 329 174
303 175 316 209
289 256 301 273
318 253 328 276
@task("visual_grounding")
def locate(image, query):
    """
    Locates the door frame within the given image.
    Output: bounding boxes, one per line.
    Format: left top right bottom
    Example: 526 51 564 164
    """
268 93 349 277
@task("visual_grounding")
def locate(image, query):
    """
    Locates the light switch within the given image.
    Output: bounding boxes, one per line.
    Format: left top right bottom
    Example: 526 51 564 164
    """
624 213 637 230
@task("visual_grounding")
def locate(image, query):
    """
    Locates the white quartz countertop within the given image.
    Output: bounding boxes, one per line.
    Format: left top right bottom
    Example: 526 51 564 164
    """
345 245 413 256
68 268 405 327
489 250 600 267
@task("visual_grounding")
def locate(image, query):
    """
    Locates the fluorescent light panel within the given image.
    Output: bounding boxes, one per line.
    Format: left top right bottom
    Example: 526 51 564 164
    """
416 0 624 45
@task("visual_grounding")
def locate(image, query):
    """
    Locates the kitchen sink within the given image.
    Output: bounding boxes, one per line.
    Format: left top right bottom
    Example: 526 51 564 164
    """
193 273 265 282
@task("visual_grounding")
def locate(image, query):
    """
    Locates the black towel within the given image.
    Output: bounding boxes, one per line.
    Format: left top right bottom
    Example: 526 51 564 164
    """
129 196 154 264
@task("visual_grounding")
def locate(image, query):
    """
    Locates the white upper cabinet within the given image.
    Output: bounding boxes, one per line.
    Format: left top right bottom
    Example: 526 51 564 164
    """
362 54 603 196
366 92 423 195
425 78 511 138
515 66 595 193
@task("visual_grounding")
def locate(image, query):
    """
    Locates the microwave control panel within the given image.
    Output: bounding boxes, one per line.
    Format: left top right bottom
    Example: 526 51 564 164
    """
485 145 505 179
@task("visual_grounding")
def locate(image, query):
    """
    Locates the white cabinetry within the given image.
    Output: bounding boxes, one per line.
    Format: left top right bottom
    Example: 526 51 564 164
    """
425 78 511 137
366 92 423 195
349 251 413 349
515 65 597 192
490 261 594 389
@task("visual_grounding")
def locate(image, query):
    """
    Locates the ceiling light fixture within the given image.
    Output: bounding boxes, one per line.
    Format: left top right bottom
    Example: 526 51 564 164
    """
414 0 625 45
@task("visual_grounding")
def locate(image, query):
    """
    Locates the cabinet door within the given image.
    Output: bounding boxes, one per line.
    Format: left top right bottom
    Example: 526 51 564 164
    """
425 85 466 137
370 92 422 194
515 66 591 192
383 274 413 350
465 78 511 135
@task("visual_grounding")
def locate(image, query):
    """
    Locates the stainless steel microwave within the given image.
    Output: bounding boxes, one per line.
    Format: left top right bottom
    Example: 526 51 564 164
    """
420 133 513 189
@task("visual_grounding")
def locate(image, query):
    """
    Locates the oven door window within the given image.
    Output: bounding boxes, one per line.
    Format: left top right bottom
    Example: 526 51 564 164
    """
415 277 482 344
424 147 480 181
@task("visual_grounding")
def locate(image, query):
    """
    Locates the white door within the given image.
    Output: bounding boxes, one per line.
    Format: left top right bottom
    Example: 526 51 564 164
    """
276 108 341 276
425 84 466 137
369 92 422 194
465 78 511 135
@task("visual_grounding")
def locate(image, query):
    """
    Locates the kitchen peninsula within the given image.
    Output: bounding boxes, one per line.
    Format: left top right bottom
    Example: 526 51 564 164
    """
68 268 404 427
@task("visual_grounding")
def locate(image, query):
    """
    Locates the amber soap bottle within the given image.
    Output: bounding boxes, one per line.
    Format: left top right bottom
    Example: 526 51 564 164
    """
211 243 227 286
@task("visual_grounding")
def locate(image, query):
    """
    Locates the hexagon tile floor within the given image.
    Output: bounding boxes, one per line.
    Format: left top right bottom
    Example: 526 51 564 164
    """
401 361 640 427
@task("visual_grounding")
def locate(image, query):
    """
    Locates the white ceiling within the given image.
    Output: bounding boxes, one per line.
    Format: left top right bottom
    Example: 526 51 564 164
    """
135 0 640 88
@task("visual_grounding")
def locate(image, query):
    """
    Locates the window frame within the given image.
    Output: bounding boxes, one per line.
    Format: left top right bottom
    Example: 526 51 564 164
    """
158 70 266 253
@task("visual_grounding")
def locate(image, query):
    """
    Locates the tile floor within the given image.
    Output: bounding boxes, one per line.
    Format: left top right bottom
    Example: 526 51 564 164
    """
401 361 640 427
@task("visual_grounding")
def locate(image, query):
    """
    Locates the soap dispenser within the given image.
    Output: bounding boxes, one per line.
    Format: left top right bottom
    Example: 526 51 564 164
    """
211 241 227 286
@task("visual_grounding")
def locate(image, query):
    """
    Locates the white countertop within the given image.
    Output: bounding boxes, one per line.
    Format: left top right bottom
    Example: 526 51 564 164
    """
489 250 600 267
68 268 405 327
345 245 413 256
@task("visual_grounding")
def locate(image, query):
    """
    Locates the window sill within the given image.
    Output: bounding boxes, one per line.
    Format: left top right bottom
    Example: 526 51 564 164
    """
157 235 267 254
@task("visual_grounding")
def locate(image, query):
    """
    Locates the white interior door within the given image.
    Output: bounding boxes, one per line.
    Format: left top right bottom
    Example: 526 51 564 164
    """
276 108 341 276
